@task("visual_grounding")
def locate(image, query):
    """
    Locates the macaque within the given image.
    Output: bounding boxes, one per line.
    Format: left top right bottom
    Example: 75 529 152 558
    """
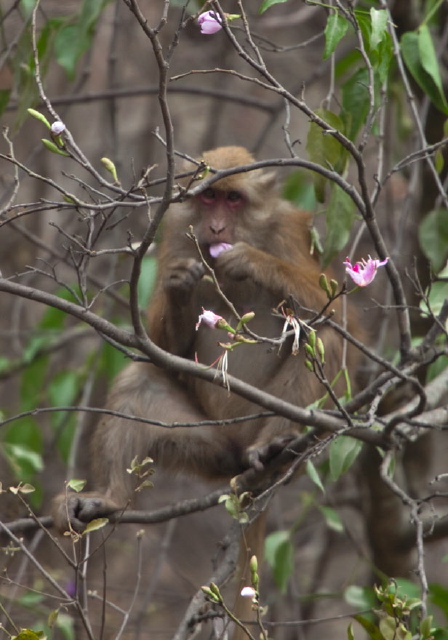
53 146 358 635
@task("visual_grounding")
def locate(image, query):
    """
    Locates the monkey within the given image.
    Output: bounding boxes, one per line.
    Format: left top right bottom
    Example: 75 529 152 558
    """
52 146 359 636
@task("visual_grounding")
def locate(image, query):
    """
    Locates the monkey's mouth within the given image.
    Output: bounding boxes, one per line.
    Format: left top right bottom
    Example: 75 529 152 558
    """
209 242 233 258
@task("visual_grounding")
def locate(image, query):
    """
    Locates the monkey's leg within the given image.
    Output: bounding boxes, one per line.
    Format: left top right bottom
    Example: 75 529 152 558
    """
53 362 244 532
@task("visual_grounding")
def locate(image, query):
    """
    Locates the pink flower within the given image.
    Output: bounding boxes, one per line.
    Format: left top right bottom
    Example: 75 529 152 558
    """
198 11 222 34
344 256 388 287
196 308 224 330
209 243 232 258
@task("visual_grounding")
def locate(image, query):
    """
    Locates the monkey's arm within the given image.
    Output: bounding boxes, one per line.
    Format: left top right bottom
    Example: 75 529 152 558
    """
147 256 205 355
217 242 328 310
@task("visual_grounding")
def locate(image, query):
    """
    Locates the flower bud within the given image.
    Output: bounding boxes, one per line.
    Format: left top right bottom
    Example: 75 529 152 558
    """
240 311 255 324
201 586 220 602
330 279 338 297
304 343 315 358
51 120 66 135
101 157 119 184
41 139 69 156
240 586 257 598
249 555 258 573
319 273 331 297
316 338 325 363
27 108 51 129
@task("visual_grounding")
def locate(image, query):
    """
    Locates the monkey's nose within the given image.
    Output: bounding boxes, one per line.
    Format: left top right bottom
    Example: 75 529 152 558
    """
210 225 226 235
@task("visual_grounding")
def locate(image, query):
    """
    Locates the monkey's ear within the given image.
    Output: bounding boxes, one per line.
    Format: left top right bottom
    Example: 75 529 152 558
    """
255 170 278 194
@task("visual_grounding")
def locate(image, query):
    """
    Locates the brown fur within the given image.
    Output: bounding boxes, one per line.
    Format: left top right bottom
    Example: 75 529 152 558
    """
53 146 358 638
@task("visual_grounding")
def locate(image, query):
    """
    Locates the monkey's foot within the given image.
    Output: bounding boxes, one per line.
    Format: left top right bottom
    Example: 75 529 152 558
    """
245 434 298 472
53 492 119 533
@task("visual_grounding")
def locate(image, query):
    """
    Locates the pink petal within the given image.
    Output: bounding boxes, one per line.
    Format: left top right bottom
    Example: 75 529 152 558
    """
209 243 232 258
198 11 222 34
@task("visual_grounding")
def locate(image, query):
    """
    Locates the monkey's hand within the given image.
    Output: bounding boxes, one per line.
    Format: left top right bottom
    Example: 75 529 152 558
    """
165 258 205 304
52 491 120 534
245 434 298 472
215 242 263 281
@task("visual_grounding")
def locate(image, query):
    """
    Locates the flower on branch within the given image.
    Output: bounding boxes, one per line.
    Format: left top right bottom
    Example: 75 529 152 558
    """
198 11 223 34
196 308 235 334
240 586 257 598
50 120 66 135
343 256 388 287
196 308 224 330
197 11 241 34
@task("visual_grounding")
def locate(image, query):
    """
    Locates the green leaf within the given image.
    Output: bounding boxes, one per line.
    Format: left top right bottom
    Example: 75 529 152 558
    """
354 615 383 640
3 443 43 474
372 31 394 85
426 355 448 384
48 370 80 459
321 184 356 267
264 529 289 565
401 29 448 115
54 0 112 80
138 255 158 308
83 518 109 533
39 285 81 330
49 370 79 425
219 493 249 523
306 459 325 493
17 483 36 493
329 435 363 481
418 25 444 90
418 208 448 272
5 415 43 454
378 617 398 640
54 24 84 81
342 67 371 141
259 0 290 14
67 478 86 492
20 354 49 409
420 281 448 328
12 630 46 640
18 591 44 607
20 0 37 18
344 584 377 610
420 616 433 639
435 148 444 174
323 12 349 60
51 612 75 640
306 108 348 202
429 583 448 620
369 8 388 51
318 505 344 532
335 48 363 80
99 341 127 380
282 170 316 211
264 530 294 593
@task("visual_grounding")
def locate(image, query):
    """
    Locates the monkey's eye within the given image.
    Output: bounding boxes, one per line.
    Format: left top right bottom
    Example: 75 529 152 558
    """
200 188 216 203
226 190 242 203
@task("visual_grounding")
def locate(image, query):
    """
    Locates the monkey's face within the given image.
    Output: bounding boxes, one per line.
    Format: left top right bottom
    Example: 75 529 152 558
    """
193 187 245 257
